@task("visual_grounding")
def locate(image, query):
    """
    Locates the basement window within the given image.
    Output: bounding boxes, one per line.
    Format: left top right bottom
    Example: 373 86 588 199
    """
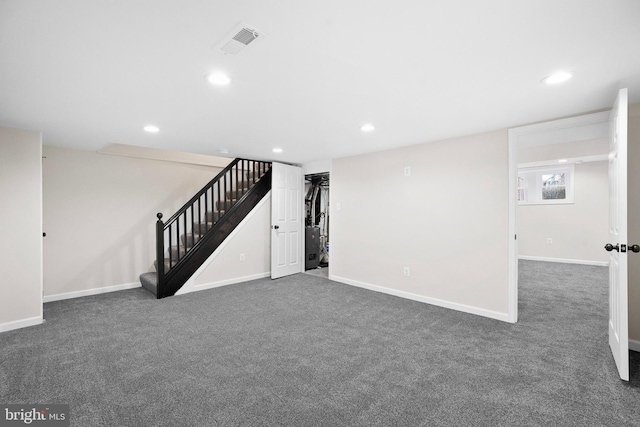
518 164 574 205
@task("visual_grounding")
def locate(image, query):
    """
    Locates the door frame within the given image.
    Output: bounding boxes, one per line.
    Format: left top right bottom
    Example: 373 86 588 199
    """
507 110 611 323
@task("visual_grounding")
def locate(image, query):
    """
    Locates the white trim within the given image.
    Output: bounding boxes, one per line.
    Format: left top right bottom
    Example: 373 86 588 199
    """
519 154 608 169
188 272 271 294
508 129 518 323
518 256 608 267
508 110 611 326
43 282 141 303
177 192 271 295
0 316 43 333
38 135 44 320
329 275 511 323
629 339 640 353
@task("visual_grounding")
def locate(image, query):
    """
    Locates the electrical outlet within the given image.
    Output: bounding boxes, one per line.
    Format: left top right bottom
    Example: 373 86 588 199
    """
403 267 411 277
546 238 553 245
239 253 245 262
336 202 341 211
404 166 411 176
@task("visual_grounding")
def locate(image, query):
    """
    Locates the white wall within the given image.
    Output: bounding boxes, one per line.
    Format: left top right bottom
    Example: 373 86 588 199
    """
302 159 331 175
331 129 510 321
177 194 271 294
517 160 609 264
0 125 43 332
42 145 223 299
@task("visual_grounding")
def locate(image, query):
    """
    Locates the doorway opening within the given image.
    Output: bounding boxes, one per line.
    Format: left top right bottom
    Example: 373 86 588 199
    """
508 110 611 323
516 139 609 267
304 172 329 278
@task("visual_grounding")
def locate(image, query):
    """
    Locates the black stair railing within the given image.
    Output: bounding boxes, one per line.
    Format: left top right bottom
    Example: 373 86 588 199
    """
155 158 271 298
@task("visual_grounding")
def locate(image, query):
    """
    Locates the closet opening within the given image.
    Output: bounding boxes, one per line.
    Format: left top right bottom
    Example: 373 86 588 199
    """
304 172 329 277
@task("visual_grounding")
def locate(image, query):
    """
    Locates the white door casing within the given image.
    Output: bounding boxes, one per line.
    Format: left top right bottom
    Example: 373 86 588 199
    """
607 88 629 381
271 162 303 279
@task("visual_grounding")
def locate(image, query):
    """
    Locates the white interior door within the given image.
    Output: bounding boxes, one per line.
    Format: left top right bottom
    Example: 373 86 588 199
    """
271 162 303 279
607 88 629 381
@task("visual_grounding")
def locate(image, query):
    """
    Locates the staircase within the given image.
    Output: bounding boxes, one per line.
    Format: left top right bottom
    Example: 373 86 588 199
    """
140 158 271 298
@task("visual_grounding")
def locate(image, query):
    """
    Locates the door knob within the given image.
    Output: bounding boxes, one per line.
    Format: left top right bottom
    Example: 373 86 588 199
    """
272 225 279 230
604 243 619 252
630 244 640 253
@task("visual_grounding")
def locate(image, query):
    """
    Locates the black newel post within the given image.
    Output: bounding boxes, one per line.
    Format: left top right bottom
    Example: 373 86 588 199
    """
156 213 165 299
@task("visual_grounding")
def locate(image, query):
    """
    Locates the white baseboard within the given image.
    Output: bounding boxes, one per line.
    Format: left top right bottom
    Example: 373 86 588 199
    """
183 272 271 294
0 316 43 333
44 282 141 303
329 275 512 323
518 256 608 267
630 339 640 352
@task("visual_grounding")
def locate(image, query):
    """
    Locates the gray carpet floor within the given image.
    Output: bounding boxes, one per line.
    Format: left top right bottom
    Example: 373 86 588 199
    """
303 266 329 279
1 260 639 426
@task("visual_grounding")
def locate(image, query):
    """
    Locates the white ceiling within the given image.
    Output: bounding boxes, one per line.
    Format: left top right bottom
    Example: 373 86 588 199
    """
1 0 639 165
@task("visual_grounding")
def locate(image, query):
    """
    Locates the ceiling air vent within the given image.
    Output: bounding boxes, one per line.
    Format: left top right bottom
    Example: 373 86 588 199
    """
215 22 264 55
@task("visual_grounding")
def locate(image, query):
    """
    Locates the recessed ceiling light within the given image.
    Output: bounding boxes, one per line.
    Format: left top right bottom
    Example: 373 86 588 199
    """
558 159 568 163
360 123 375 132
541 71 572 85
206 72 231 86
272 148 283 153
218 149 229 154
143 125 159 133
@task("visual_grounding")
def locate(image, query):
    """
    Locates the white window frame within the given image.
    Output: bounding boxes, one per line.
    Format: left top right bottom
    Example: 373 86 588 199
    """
518 164 575 205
